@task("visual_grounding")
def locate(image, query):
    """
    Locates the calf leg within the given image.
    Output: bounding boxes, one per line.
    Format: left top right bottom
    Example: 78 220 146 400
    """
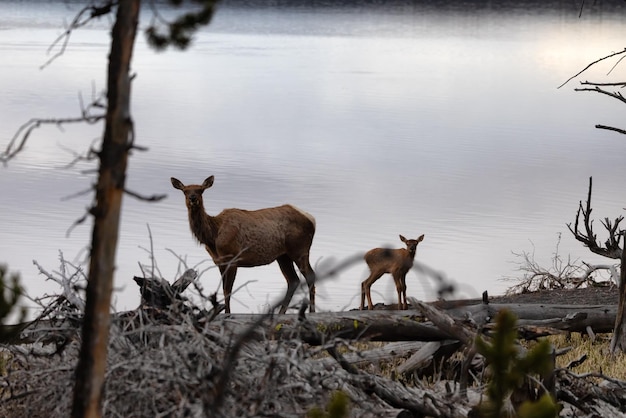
361 271 384 310
393 273 410 310
400 276 408 310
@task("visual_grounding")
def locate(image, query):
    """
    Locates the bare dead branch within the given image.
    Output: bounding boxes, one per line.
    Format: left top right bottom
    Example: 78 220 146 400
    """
1 112 105 165
574 85 626 105
567 177 623 259
65 212 90 238
33 253 86 313
123 188 167 202
608 54 626 76
58 139 100 169
601 216 623 250
578 0 585 18
577 81 626 87
504 233 621 293
2 5 111 166
595 124 626 136
61 186 95 202
133 271 196 310
558 48 626 89
41 2 117 70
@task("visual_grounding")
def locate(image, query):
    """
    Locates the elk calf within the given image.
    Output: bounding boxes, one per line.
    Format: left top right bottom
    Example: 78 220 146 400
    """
171 176 317 314
360 234 425 310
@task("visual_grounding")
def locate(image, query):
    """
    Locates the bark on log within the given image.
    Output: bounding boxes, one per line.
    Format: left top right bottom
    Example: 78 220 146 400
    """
442 302 617 334
8 302 619 347
318 341 427 368
347 372 470 418
133 269 197 309
207 302 617 345
214 311 451 344
396 340 462 375
414 299 476 343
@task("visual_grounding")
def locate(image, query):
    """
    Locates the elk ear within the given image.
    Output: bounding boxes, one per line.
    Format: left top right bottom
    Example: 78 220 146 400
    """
202 176 215 189
399 234 407 243
171 177 184 190
418 234 425 242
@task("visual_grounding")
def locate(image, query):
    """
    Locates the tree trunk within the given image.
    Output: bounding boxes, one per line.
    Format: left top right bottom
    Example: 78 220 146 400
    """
610 232 626 353
71 3 140 418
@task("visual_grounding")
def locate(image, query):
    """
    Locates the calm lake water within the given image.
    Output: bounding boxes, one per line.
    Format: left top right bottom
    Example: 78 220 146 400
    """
2 0 626 316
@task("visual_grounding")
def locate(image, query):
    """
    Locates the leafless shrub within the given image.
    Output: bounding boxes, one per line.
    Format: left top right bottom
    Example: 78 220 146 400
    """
0 250 465 417
503 234 618 295
3 249 626 417
0 298 449 416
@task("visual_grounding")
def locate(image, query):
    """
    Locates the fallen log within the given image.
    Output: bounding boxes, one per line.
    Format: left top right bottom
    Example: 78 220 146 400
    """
7 301 619 347
127 274 620 339
5 271 619 346
208 301 617 344
318 341 427 368
395 340 463 376
448 302 617 333
133 269 198 309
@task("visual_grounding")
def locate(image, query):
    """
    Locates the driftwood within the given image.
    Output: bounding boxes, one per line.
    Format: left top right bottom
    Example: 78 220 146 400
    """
133 268 198 309
7 298 619 347
319 341 427 369
3 271 626 418
129 274 618 340
205 302 617 345
395 340 463 376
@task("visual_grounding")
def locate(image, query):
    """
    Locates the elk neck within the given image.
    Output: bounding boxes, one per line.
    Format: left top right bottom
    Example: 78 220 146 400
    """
187 201 218 248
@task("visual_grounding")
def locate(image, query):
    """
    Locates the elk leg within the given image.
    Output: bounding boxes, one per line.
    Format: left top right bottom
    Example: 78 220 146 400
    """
359 281 367 310
400 275 408 310
361 271 384 310
392 274 403 310
220 265 237 314
277 255 300 314
295 256 316 313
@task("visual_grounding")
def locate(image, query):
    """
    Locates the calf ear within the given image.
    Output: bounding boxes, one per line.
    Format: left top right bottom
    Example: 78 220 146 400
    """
171 177 184 190
399 234 407 243
202 176 215 189
418 234 425 242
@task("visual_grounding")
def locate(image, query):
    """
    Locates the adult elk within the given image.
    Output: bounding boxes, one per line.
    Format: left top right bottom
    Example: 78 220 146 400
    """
171 176 317 314
360 234 425 310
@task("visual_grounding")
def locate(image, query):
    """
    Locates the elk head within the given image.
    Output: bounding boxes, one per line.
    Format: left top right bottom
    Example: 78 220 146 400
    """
171 176 214 209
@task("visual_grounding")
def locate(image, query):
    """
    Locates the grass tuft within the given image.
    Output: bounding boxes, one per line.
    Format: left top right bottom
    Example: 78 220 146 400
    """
548 333 626 379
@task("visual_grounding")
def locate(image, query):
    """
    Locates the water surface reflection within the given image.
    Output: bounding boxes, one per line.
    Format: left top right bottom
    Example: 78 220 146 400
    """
1 1 626 315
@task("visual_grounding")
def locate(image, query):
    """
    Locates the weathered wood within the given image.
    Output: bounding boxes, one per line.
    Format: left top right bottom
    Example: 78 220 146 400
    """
396 340 462 375
413 299 476 344
133 269 197 309
214 311 450 344
442 302 617 334
210 302 618 344
7 301 620 347
347 372 469 418
318 341 426 368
